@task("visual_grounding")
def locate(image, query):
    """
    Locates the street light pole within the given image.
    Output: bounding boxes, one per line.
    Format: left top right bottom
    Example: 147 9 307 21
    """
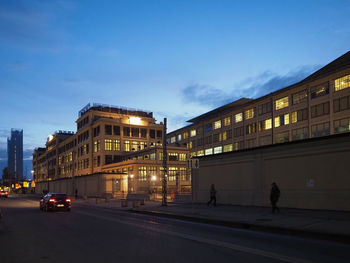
162 118 167 206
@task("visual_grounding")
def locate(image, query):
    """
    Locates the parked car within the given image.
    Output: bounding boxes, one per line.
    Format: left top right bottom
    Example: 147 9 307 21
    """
0 190 8 198
40 193 71 212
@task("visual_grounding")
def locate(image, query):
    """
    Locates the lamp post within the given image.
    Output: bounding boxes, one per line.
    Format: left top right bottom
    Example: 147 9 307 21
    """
162 118 167 206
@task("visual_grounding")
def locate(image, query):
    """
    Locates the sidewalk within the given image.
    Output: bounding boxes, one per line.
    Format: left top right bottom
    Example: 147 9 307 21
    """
74 198 350 243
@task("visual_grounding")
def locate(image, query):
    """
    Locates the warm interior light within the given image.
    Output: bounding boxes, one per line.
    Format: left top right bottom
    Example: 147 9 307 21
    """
129 117 141 125
152 175 157 181
130 174 134 178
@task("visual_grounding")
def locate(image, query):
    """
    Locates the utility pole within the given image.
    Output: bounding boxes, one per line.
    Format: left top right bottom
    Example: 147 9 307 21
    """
162 118 167 206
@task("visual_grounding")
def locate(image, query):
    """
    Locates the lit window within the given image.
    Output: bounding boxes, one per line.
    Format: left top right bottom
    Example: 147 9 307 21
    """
291 112 297 123
275 96 289 110
168 167 177 181
183 132 188 139
113 140 120 151
221 131 227 141
197 150 204 156
94 140 100 152
284 114 290 125
335 75 350 91
235 113 243 123
124 141 130 151
214 120 221 129
274 117 280 128
224 117 231 126
214 146 222 154
190 129 196 137
205 148 213 155
187 141 192 149
138 166 147 181
245 109 254 120
179 153 187 161
170 137 176 143
177 134 182 141
223 144 233 152
105 139 112 151
259 119 272 131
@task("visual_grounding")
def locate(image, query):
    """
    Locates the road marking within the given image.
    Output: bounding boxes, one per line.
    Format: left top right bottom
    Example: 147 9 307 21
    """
76 210 315 263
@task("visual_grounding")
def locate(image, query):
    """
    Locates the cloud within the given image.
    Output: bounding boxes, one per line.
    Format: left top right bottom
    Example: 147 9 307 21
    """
181 84 232 108
181 65 321 107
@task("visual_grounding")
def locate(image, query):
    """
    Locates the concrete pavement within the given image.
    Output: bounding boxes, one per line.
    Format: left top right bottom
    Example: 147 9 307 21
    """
73 197 350 243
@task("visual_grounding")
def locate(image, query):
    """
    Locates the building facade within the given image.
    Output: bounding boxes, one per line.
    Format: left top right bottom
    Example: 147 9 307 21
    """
33 104 190 197
7 129 23 182
167 51 350 156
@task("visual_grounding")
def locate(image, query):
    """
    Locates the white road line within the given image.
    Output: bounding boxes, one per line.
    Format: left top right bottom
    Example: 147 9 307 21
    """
76 210 315 263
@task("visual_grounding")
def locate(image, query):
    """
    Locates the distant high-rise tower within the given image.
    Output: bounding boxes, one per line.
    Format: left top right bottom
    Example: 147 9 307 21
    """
7 129 23 182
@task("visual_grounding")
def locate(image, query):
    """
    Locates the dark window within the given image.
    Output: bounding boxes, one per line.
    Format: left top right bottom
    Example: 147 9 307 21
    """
311 102 330 118
258 102 272 115
246 123 257 135
105 125 112 135
123 127 130 137
150 129 155 139
105 155 113 165
234 126 244 137
94 126 100 137
204 123 213 133
113 126 120 136
310 83 329 99
131 128 139 137
141 129 147 138
204 135 212 145
156 130 163 138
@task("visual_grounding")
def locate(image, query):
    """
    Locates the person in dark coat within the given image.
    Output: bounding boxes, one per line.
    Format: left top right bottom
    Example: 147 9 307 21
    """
270 182 280 213
207 184 217 207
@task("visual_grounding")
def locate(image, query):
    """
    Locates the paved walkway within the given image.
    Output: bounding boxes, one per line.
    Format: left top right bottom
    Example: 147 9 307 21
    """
74 197 350 242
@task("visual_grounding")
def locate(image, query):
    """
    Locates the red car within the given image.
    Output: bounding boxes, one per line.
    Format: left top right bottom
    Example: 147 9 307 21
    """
40 193 71 212
0 190 8 198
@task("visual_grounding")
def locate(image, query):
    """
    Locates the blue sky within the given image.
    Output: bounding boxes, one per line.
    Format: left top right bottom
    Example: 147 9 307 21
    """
1 0 350 162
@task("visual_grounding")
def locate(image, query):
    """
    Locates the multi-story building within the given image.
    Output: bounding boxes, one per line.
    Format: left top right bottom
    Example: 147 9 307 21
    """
7 129 23 182
102 146 190 198
33 103 189 197
167 51 350 156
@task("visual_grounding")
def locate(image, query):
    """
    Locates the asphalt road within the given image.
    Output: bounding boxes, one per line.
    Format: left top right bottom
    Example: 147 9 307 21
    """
1 195 349 263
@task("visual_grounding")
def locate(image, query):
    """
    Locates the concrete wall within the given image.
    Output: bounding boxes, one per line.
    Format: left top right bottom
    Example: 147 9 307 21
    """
35 173 127 198
193 133 350 211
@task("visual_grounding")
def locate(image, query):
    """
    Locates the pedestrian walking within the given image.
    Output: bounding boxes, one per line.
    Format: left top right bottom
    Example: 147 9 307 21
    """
270 182 280 213
207 184 217 207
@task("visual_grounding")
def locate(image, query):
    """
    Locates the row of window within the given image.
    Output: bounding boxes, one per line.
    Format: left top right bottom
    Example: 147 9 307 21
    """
190 118 350 155
172 74 350 143
137 166 188 182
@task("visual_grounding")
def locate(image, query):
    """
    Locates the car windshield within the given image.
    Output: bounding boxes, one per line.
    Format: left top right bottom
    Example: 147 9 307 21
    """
51 194 67 200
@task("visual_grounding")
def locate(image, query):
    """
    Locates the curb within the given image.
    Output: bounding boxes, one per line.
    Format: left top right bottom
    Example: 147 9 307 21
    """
129 209 350 244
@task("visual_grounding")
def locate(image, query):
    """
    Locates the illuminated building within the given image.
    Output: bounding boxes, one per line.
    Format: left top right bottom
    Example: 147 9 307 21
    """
167 51 350 155
33 104 189 197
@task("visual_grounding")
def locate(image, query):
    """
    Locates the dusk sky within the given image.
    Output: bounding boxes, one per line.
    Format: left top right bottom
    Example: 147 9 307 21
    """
1 0 350 163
